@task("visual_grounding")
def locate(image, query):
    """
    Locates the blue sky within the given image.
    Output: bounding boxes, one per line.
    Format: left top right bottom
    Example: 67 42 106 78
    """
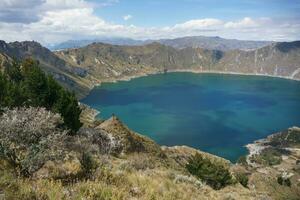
0 0 299 44
94 0 300 27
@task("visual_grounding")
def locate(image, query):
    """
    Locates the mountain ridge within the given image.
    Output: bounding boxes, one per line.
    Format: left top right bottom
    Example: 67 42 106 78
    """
49 36 273 51
1 39 300 99
54 40 300 91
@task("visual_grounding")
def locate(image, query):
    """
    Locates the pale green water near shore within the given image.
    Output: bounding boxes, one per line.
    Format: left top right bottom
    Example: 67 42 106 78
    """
82 73 300 162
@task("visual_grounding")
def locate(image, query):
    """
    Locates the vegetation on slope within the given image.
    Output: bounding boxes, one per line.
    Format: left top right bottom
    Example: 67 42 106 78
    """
186 153 234 190
1 58 300 199
0 59 82 132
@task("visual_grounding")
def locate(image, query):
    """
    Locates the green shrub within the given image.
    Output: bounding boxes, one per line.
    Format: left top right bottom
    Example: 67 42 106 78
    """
237 156 247 165
235 173 248 187
80 152 97 176
253 148 282 166
186 153 234 190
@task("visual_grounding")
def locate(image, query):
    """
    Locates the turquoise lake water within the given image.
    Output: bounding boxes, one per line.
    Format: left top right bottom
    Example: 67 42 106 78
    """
81 73 300 162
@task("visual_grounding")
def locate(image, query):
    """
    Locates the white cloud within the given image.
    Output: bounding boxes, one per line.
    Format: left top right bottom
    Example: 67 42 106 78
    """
0 1 299 44
123 15 132 21
173 18 224 30
224 17 258 28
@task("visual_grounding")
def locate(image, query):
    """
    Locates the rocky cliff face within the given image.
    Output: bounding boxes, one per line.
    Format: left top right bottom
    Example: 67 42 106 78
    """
55 41 300 87
214 41 300 79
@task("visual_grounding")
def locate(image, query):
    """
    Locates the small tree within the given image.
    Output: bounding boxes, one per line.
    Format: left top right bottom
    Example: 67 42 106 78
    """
235 173 248 187
45 76 62 109
4 61 23 83
54 90 82 133
80 152 97 177
0 73 7 108
0 58 82 133
186 153 234 190
22 60 48 107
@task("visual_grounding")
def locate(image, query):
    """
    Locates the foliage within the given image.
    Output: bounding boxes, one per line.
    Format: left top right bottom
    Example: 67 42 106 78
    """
268 128 300 148
235 173 248 187
0 59 82 132
0 106 122 179
0 107 69 175
186 153 234 190
237 156 247 166
80 152 98 176
251 148 283 166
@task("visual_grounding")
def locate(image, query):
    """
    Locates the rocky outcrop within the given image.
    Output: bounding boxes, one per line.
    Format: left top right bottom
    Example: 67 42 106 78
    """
96 115 162 155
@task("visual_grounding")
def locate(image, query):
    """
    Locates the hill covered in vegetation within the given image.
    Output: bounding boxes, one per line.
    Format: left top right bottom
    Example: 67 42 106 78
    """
0 59 82 132
0 60 300 199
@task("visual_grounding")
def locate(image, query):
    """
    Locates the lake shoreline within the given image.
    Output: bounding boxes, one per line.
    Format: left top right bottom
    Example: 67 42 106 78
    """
85 69 300 98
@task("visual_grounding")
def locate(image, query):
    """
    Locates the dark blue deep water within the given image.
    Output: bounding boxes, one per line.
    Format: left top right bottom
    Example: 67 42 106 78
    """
81 73 300 162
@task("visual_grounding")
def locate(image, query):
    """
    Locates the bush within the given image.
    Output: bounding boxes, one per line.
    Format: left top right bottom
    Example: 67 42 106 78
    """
0 107 69 175
252 148 282 166
0 58 82 132
186 153 234 190
235 173 248 187
237 156 247 165
80 152 97 176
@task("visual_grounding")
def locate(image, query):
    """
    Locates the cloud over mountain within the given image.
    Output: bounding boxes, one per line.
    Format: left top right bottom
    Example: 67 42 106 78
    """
0 0 299 44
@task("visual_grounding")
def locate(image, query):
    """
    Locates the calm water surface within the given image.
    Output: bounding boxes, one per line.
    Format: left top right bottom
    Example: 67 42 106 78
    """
81 73 300 162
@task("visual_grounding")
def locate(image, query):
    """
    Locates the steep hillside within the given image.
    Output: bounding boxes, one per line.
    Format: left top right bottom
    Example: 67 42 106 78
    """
0 40 91 98
55 41 300 87
1 58 299 199
1 40 300 99
55 42 218 83
1 105 299 199
214 41 300 79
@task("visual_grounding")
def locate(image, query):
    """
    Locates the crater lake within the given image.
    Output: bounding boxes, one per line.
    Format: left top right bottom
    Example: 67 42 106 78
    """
81 72 300 162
